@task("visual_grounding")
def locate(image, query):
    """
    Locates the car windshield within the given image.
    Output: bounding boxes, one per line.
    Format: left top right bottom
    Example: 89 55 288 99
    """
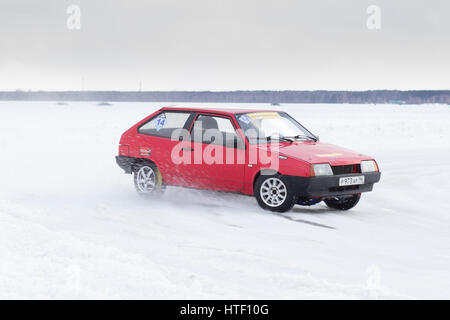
236 111 316 144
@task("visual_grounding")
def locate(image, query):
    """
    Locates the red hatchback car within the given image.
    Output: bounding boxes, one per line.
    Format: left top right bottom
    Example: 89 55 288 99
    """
116 107 381 212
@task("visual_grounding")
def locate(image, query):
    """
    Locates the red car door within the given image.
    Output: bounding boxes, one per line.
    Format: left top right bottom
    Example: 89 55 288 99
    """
184 113 246 192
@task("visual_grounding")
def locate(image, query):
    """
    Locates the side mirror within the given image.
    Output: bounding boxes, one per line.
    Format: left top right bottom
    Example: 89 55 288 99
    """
203 136 215 144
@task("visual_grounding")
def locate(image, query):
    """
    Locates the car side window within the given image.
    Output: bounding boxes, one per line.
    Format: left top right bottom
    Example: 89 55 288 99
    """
138 112 192 139
191 115 244 148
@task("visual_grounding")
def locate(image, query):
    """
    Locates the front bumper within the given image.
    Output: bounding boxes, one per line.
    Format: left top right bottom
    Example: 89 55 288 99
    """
285 172 381 198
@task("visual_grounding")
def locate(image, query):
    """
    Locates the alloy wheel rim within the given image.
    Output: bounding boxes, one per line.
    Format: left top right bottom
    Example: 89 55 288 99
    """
260 177 287 207
136 166 156 193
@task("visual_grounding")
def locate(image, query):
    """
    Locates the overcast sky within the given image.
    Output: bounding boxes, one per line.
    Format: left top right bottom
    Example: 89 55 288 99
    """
0 0 449 91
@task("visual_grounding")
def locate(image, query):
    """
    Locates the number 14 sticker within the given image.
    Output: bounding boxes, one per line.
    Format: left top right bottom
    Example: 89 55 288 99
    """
155 114 166 131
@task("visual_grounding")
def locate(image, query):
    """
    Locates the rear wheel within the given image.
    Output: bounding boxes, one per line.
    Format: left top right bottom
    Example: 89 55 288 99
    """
133 162 165 197
254 174 297 212
324 193 361 210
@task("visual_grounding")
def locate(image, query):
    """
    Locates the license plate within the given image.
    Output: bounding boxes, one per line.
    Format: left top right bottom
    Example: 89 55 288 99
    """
339 176 365 186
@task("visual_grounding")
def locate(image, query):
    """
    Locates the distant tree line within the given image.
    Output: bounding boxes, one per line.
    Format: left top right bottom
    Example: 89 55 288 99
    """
0 90 449 104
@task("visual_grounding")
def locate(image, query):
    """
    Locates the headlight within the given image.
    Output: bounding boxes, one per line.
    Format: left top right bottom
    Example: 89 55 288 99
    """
312 163 333 176
360 160 378 173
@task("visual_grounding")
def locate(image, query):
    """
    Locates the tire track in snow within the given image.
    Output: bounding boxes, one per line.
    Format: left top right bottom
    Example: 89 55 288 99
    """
270 212 336 229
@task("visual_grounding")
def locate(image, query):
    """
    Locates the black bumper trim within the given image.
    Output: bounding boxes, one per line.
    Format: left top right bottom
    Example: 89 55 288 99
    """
285 172 381 198
116 156 135 174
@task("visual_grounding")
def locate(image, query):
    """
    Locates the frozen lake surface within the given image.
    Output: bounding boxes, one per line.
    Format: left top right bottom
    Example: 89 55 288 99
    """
0 101 449 299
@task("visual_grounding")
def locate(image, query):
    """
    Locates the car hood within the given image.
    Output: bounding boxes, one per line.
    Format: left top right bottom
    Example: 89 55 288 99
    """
260 141 371 165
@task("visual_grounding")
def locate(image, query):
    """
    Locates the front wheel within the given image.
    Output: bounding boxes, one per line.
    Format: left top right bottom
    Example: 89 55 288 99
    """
254 175 297 212
133 162 165 197
324 194 361 210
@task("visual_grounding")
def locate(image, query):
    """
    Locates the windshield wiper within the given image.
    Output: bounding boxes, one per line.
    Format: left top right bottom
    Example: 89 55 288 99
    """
251 136 293 143
284 134 318 142
265 136 294 143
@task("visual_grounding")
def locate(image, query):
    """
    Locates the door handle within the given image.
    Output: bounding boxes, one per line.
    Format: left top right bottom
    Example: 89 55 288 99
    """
182 147 194 151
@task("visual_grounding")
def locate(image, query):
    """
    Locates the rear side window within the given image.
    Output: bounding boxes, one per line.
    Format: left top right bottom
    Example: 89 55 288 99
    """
138 111 192 138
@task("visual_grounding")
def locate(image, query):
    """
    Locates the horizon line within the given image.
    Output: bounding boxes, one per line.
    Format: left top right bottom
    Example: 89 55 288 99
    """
2 89 449 93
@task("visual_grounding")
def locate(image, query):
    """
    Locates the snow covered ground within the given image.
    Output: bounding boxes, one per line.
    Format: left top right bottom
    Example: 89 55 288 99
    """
0 101 449 299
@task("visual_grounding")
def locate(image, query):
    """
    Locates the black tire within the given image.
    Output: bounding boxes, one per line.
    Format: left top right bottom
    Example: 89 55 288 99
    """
254 174 297 212
133 161 166 197
324 193 361 210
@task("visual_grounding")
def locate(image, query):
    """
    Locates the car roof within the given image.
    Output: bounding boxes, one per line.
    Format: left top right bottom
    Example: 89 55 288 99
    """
160 105 281 115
